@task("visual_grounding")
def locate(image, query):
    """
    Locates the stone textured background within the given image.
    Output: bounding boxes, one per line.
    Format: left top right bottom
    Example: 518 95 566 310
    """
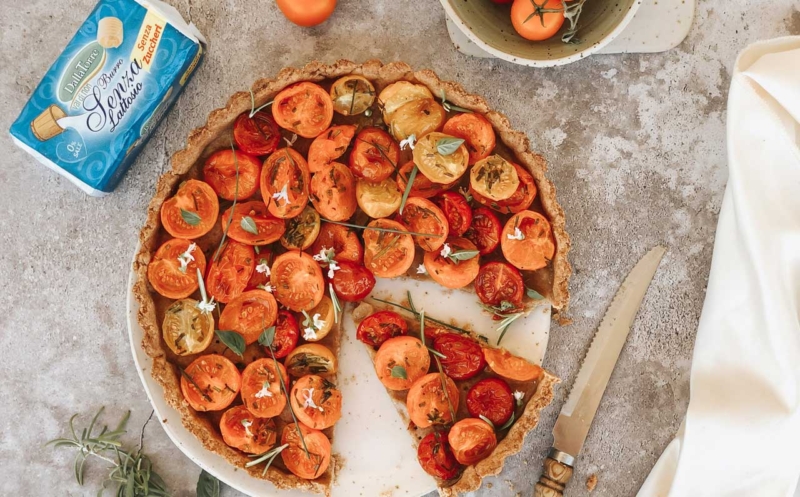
1 1 797 496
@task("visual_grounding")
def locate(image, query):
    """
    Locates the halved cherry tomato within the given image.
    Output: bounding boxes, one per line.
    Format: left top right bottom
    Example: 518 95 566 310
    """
379 81 433 122
501 210 556 271
290 375 342 430
218 289 278 344
498 163 538 214
356 177 402 219
260 148 310 219
448 418 497 465
303 295 335 342
280 206 321 251
163 298 215 356
412 132 469 184
435 191 473 237
233 111 281 156
161 180 219 239
470 155 519 201
423 237 481 289
270 250 324 311
276 0 336 27
331 260 375 302
463 207 502 256
399 197 449 252
205 240 255 304
417 431 462 480
474 261 525 306
267 310 300 359
350 128 400 182
406 372 460 428
388 98 446 141
396 161 456 199
203 149 262 201
310 162 357 221
511 0 565 41
308 125 356 173
363 218 416 278
442 113 496 165
466 377 514 426
433 332 487 380
246 251 272 291
483 347 543 382
285 343 337 377
330 75 375 116
220 405 277 454
272 81 333 138
221 201 286 245
241 358 288 418
311 223 363 263
374 336 430 391
180 354 241 412
356 310 408 348
281 423 331 479
148 238 206 299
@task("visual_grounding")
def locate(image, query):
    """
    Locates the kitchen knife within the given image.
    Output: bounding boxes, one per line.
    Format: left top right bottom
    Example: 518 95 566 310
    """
534 246 667 497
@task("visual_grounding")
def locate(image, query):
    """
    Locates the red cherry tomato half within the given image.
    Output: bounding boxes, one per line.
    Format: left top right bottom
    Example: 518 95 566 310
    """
268 310 300 359
233 111 281 156
331 260 376 302
466 377 514 426
474 261 525 306
311 223 363 263
417 431 462 480
463 207 502 255
350 127 400 182
432 333 487 381
435 191 473 237
356 310 408 348
203 149 262 201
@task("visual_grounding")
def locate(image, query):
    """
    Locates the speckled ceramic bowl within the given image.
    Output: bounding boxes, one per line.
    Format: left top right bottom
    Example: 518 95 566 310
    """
440 0 642 67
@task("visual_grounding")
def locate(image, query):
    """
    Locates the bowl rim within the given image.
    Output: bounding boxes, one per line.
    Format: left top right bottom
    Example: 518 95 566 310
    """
439 0 643 67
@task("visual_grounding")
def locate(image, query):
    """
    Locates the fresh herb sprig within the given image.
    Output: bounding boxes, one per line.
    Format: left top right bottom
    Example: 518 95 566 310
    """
246 443 289 476
248 88 273 118
320 218 438 238
439 90 473 114
398 165 418 215
329 283 342 324
370 294 473 336
215 330 246 358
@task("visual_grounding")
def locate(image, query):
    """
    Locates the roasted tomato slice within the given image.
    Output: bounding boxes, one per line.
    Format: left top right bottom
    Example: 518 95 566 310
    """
435 191 473 237
221 201 286 245
330 75 376 116
470 155 519 202
162 298 215 356
290 375 343 430
311 223 363 263
307 125 356 173
220 405 277 454
356 310 408 349
270 250 325 312
396 161 456 199
463 207 502 256
501 210 556 271
399 197 449 252
241 358 288 418
303 296 335 342
147 238 206 299
483 347 543 382
350 128 400 182
470 162 537 214
203 149 262 201
388 98 446 141
412 132 469 184
285 343 337 377
466 377 514 426
418 431 462 480
180 354 241 412
267 310 300 359
260 148 311 219
423 237 481 289
448 418 497 465
331 260 376 302
310 162 357 222
205 240 255 304
374 336 430 391
363 219 416 278
356 177 402 219
233 110 281 156
433 332 487 380
379 81 433 122
218 289 278 345
161 179 219 239
271 81 333 138
281 423 332 479
442 113 496 164
280 205 321 251
474 261 525 306
406 372 460 428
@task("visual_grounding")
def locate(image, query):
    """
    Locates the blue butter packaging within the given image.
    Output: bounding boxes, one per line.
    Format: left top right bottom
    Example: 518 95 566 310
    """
10 0 205 196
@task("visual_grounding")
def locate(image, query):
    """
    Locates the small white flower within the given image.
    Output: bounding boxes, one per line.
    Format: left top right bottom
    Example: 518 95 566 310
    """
177 243 197 273
272 185 289 205
507 227 525 241
313 247 334 263
513 390 525 405
416 264 427 275
196 298 216 314
258 283 274 293
327 260 340 279
303 327 318 341
302 388 324 412
254 382 273 399
255 259 271 275
240 418 253 437
312 313 326 330
399 134 416 151
440 243 451 258
283 133 298 147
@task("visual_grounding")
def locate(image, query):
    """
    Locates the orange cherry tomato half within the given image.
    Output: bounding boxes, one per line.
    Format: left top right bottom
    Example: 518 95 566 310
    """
501 210 556 271
290 375 343 430
205 240 255 304
281 423 332 479
463 207 502 256
270 250 325 311
203 149 262 201
221 201 286 245
406 372 460 428
435 191 473 237
474 261 525 307
374 336 431 391
272 81 333 138
423 237 481 289
180 354 242 412
308 125 356 173
276 0 337 27
330 260 375 302
432 332 487 381
363 218 416 278
356 310 408 349
350 128 400 182
147 238 207 299
310 162 357 222
447 418 497 465
396 161 456 199
260 148 311 219
161 179 219 239
241 358 288 418
233 110 281 156
442 113 496 165
471 162 537 214
418 431 462 480
310 223 363 263
483 346 543 382
218 289 278 345
466 377 514 426
399 197 449 252
510 0 565 41
220 405 278 454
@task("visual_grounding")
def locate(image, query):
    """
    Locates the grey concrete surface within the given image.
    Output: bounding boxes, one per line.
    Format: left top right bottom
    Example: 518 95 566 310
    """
1 1 797 496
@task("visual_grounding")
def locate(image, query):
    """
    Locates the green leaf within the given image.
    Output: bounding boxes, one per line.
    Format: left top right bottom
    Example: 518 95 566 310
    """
398 165 418 214
390 365 408 379
240 216 259 235
258 326 276 348
215 330 246 357
436 137 465 156
196 469 220 497
180 209 201 226
526 287 545 300
448 249 480 262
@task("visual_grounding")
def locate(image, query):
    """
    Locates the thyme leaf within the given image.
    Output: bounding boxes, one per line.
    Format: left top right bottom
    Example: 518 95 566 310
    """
215 330 246 358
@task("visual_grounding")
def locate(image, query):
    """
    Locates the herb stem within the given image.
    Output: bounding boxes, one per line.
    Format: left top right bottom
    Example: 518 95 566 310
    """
178 367 212 402
320 218 438 237
370 297 471 335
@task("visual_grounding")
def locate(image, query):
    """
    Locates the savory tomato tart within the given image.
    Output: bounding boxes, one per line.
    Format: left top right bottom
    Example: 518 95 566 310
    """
133 60 569 495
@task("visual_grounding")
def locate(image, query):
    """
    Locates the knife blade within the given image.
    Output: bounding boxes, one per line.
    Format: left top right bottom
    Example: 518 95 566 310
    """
534 246 666 497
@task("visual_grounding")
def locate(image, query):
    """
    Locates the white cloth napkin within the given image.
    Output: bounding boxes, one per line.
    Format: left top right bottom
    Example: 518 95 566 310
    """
638 36 800 497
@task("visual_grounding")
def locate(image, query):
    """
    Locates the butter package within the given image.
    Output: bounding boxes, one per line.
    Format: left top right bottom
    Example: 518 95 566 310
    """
10 0 205 196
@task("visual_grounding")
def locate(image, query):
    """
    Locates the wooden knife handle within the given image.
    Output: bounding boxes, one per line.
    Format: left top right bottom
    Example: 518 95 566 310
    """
534 453 574 497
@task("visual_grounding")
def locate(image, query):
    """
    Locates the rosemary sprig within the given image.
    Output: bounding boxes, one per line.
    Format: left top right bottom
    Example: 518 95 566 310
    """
499 412 516 431
433 354 457 424
398 165 418 214
479 415 495 430
179 366 212 402
496 312 524 345
329 283 342 324
246 443 289 476
320 218 437 237
248 88 273 118
418 309 446 358
212 140 240 263
439 90 473 114
370 297 472 336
